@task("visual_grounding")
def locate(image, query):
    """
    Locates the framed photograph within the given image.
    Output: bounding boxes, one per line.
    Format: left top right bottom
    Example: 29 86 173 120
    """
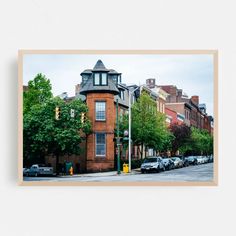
18 50 218 186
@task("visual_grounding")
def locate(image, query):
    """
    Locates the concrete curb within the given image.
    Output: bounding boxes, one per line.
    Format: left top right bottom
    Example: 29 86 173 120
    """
58 169 140 178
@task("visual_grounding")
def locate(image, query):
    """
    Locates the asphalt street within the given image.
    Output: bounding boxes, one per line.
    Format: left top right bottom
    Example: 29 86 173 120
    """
23 163 214 182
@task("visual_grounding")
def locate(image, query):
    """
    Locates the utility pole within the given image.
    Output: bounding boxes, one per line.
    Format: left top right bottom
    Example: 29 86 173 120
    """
116 99 121 174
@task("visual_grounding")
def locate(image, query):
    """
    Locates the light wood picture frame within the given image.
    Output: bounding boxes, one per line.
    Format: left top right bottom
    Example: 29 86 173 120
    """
18 50 218 186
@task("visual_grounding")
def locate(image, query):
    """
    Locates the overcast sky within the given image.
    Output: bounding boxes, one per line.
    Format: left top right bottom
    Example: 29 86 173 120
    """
23 54 214 116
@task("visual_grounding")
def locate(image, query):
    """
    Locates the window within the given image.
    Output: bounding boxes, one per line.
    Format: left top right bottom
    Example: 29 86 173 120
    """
94 73 100 85
118 75 121 83
93 73 107 85
112 75 118 84
101 73 107 85
119 90 125 100
95 133 106 156
82 75 89 83
95 101 106 121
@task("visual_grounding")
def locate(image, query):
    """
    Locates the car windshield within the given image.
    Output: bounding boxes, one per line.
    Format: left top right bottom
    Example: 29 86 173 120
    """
143 157 157 163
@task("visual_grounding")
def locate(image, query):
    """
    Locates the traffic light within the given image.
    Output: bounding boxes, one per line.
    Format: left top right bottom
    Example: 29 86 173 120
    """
55 107 61 120
81 112 86 124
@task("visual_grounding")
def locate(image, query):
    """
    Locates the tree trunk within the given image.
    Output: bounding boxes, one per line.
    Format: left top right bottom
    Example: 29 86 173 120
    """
140 143 143 160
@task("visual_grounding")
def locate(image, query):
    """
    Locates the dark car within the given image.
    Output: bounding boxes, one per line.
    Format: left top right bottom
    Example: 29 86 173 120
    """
186 156 198 165
162 158 175 170
179 156 189 167
208 155 214 163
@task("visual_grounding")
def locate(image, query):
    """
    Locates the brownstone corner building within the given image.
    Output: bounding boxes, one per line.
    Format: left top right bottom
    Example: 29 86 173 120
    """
78 60 128 172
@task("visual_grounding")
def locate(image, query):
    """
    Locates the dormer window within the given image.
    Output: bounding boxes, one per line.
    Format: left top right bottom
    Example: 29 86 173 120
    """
82 75 89 83
101 73 107 85
94 73 100 85
112 75 118 84
93 73 107 86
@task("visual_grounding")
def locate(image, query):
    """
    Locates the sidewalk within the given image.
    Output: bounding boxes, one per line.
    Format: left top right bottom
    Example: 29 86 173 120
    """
59 168 141 178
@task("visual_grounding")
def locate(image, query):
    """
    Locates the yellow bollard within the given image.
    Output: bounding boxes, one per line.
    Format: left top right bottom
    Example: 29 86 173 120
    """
123 163 129 173
69 166 73 176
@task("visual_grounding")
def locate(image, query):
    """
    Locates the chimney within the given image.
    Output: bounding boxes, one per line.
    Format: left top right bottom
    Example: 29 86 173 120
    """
146 78 156 89
191 95 199 106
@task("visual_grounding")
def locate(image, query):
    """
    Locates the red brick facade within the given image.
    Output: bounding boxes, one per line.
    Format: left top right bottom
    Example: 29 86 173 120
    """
86 93 116 172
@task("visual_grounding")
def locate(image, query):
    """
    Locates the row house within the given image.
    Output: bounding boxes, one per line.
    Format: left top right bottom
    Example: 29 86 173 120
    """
158 85 212 133
145 78 169 114
165 107 185 126
165 102 191 126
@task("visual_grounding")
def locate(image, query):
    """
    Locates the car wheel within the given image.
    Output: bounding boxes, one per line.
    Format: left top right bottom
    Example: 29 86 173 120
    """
141 170 145 174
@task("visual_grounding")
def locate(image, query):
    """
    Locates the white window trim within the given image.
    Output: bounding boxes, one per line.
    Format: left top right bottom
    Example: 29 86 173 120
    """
95 133 106 157
95 101 106 121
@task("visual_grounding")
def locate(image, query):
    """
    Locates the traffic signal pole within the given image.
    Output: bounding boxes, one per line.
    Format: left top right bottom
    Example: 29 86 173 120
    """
116 99 121 174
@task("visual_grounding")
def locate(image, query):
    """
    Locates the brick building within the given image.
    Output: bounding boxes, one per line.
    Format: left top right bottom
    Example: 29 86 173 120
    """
146 78 168 114
159 85 212 133
77 60 129 172
165 107 184 126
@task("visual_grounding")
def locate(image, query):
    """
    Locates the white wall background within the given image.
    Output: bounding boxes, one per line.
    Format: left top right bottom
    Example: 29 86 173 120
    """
0 0 235 235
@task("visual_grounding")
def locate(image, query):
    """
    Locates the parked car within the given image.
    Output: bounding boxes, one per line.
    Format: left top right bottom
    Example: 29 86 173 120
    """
186 156 198 165
171 157 184 168
23 168 29 176
208 155 214 163
202 156 209 163
196 156 204 164
162 158 175 170
141 157 165 173
179 156 189 167
28 164 54 177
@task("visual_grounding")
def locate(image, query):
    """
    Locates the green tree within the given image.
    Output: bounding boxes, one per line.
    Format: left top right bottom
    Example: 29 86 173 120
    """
23 73 53 113
131 92 172 159
191 127 213 155
23 76 91 173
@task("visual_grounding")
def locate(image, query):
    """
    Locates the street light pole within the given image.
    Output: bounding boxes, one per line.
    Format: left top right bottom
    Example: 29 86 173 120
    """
128 85 144 173
116 98 121 174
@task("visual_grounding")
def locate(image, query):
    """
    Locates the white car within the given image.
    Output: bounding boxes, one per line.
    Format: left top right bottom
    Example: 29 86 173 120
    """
196 156 204 164
141 157 165 173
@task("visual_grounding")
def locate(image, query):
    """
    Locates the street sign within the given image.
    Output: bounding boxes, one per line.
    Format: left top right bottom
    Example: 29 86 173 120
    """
70 109 75 118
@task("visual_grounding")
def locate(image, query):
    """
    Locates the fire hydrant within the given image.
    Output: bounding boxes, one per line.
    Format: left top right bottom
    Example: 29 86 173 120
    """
69 166 73 176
